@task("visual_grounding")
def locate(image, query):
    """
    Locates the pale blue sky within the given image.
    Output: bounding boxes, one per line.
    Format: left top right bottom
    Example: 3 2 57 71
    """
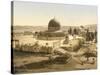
13 1 97 26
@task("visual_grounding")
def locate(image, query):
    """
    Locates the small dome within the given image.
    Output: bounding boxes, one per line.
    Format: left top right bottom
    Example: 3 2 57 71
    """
48 18 60 32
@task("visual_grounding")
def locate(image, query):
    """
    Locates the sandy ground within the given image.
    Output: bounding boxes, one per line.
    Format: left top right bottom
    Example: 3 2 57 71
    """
13 45 97 74
13 35 97 73
14 55 49 67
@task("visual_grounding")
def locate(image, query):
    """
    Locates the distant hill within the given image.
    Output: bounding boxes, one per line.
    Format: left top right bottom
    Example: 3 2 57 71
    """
12 26 47 33
12 24 97 33
61 24 97 32
84 24 97 32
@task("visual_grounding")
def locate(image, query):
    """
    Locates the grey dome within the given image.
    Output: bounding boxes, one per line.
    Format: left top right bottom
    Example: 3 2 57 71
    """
48 18 60 32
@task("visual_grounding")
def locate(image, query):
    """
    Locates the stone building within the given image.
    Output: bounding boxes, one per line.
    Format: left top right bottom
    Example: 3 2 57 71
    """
36 18 65 40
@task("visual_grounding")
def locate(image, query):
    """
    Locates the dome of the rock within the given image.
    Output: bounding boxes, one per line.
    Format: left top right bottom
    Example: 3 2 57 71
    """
48 18 60 32
36 18 65 40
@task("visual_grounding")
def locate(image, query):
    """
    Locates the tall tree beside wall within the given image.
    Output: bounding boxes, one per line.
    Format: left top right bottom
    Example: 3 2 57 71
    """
68 27 72 35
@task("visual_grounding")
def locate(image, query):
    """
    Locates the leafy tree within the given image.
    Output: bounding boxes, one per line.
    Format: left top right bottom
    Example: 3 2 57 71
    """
73 28 78 35
68 27 72 35
94 30 97 42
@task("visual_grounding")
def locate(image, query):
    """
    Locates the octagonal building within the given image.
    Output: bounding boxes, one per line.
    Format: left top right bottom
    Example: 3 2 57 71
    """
36 18 65 40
